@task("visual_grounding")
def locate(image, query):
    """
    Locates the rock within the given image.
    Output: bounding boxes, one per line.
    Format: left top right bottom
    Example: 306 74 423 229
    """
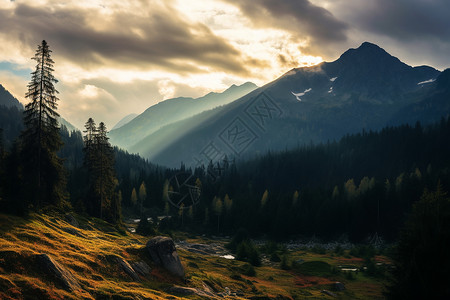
64 214 79 228
37 254 80 291
334 281 345 291
116 257 140 281
168 286 215 298
321 289 337 297
146 236 184 278
131 261 151 276
168 286 196 295
62 227 86 238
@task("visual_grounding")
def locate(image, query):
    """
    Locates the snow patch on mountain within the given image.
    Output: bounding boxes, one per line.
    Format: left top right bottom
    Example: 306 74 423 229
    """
292 88 312 101
417 78 436 85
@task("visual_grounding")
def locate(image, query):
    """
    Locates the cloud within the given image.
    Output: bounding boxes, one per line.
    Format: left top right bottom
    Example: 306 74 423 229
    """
222 0 349 54
0 1 258 76
345 0 450 42
320 0 450 69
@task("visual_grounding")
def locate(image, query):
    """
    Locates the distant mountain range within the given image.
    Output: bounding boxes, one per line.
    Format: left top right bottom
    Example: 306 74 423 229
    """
108 82 258 150
2 42 449 168
121 42 448 167
111 113 138 130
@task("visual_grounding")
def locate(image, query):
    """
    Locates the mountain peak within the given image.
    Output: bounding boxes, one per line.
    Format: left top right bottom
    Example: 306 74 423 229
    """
359 41 382 49
224 82 257 93
340 41 393 61
332 41 407 73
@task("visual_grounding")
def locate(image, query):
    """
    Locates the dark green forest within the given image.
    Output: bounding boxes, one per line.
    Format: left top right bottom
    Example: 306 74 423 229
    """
168 118 450 241
2 100 450 242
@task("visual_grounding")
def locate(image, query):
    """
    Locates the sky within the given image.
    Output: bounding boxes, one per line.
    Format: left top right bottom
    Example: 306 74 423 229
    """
0 0 449 129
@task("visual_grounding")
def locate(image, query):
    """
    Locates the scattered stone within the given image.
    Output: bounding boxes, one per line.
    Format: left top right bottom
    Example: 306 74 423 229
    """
146 236 184 278
218 287 231 297
321 289 337 297
64 214 79 228
116 257 140 281
37 254 80 291
168 286 195 295
62 227 86 238
202 281 215 294
131 261 151 276
168 286 215 298
334 281 345 291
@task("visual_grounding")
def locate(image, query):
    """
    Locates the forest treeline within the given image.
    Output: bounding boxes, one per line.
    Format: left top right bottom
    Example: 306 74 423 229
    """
1 41 450 245
1 100 450 242
186 119 450 241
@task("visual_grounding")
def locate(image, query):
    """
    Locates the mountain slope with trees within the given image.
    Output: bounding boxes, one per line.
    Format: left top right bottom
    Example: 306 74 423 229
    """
109 82 258 150
134 42 447 167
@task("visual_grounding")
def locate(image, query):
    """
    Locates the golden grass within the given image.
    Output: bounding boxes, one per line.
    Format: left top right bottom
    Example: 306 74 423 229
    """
0 212 186 300
0 211 389 299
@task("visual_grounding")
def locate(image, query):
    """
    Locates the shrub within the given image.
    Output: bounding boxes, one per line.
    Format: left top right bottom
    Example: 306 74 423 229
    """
236 240 261 266
270 253 281 262
280 254 290 270
226 228 249 251
136 216 155 236
295 261 332 277
240 263 256 277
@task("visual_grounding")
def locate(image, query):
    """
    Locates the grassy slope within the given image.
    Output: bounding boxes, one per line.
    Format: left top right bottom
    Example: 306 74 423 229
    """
0 212 388 299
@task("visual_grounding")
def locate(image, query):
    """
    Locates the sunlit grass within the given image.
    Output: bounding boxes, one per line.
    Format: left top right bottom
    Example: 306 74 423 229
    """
0 211 389 299
0 212 185 299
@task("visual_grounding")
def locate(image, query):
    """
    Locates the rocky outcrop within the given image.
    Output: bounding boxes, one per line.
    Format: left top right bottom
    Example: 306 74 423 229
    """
168 286 215 298
64 214 80 228
37 254 80 291
62 227 86 238
146 236 184 278
116 257 140 281
131 261 151 276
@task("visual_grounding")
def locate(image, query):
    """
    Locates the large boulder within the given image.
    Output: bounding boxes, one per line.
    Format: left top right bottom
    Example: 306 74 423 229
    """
146 236 184 278
37 254 80 291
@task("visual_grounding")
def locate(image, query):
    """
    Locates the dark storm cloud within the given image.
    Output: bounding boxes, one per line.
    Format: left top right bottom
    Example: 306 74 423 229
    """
223 0 349 47
0 2 264 75
350 0 450 42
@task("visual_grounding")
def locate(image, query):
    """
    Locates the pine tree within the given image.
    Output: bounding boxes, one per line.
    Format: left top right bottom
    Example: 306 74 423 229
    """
138 181 147 215
131 188 138 207
83 119 118 222
21 40 65 208
83 118 97 167
213 196 223 233
387 186 450 299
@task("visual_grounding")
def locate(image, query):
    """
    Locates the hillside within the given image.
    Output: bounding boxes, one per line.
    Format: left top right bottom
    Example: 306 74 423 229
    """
0 84 22 110
112 114 138 130
0 211 389 299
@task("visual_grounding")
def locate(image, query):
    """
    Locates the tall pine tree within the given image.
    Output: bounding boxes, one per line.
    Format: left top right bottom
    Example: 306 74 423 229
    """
21 40 65 208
